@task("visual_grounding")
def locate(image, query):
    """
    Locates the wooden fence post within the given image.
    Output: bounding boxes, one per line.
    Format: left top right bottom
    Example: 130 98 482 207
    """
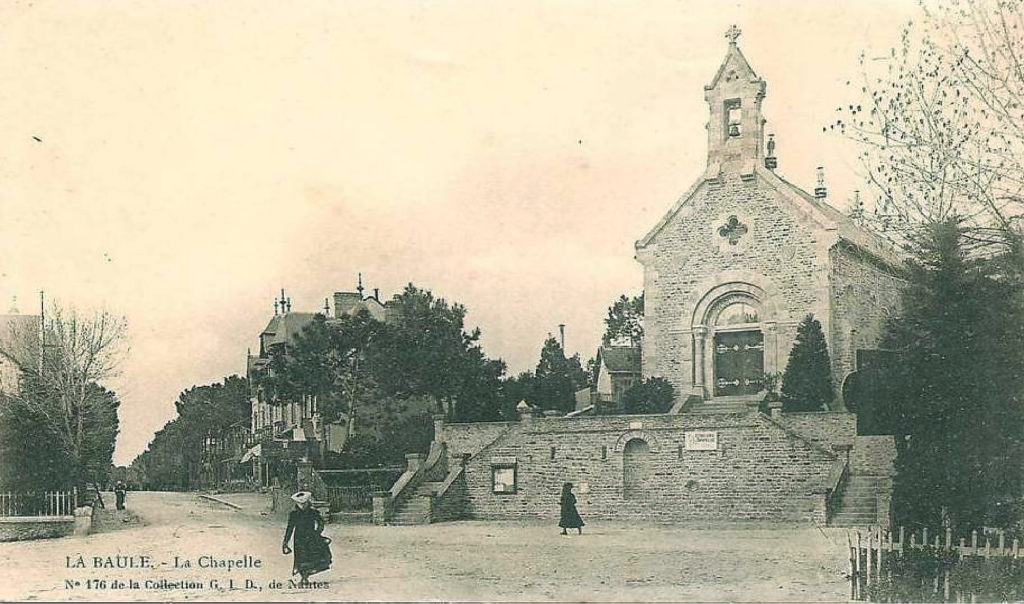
866 531 873 587
878 527 885 579
848 533 856 601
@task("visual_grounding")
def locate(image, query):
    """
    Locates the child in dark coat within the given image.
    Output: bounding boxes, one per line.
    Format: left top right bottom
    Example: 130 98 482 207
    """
559 482 584 535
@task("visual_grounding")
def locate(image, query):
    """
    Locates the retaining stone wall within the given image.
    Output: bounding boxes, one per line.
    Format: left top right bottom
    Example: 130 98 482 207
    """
852 435 897 476
444 422 517 465
446 412 843 523
0 516 75 541
779 412 856 449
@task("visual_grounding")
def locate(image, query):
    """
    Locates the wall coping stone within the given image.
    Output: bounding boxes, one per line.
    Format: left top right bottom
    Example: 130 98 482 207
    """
0 516 74 523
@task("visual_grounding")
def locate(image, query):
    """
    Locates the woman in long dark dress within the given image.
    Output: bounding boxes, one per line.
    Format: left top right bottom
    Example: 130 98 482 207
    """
281 491 332 583
559 482 584 535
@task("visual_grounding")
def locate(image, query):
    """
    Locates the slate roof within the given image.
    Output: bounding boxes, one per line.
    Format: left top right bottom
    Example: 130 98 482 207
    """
259 312 317 349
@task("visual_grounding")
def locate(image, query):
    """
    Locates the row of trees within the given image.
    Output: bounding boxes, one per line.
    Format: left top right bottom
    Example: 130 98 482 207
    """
0 304 125 493
130 376 249 491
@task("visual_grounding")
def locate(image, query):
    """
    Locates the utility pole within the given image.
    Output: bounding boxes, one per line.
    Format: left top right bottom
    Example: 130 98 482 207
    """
38 290 44 377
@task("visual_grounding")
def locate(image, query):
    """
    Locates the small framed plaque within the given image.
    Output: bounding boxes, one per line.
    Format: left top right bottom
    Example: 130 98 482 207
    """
684 431 718 450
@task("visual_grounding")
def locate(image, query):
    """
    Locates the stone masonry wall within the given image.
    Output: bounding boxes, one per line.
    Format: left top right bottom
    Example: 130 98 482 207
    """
779 412 856 450
828 243 906 404
444 422 518 466
0 516 75 541
851 435 897 477
446 412 843 524
640 171 833 398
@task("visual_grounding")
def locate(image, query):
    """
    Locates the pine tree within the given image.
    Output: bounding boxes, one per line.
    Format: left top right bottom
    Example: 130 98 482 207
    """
779 314 833 412
885 219 1024 531
533 335 587 413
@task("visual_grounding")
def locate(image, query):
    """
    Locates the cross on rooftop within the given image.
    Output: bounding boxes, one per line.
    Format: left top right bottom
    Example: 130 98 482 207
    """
725 25 741 44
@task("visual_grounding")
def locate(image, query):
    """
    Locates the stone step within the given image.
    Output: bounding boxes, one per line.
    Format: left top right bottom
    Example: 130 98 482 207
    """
390 515 430 525
830 518 879 527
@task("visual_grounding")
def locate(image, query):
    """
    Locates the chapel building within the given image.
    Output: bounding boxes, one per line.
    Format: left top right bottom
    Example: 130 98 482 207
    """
371 29 903 528
636 28 904 410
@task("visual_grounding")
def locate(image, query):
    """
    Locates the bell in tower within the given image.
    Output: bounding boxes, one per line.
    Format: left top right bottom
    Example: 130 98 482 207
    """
703 25 767 180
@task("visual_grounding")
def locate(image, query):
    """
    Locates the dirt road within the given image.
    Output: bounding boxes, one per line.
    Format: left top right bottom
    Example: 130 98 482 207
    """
0 491 851 601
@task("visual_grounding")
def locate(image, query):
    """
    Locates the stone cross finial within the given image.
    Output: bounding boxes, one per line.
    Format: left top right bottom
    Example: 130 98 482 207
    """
725 25 741 44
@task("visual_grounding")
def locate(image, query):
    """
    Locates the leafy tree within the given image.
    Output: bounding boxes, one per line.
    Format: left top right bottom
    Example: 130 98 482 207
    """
830 0 1024 532
779 315 834 412
602 293 644 347
499 371 537 419
0 303 126 490
883 218 1024 531
372 285 506 422
532 335 587 413
832 0 1024 254
265 310 384 443
261 284 506 436
621 377 675 415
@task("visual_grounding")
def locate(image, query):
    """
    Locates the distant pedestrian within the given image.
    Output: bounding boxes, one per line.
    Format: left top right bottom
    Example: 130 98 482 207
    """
114 481 127 511
282 491 332 584
559 482 584 535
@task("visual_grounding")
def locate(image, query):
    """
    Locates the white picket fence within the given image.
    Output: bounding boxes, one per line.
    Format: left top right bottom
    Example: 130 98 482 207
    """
849 526 1024 601
0 489 77 517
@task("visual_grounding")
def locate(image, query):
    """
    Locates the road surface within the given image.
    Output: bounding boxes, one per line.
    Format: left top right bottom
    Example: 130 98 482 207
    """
0 491 852 601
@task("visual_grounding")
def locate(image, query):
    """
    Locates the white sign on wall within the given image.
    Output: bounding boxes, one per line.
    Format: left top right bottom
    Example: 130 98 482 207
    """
685 431 718 450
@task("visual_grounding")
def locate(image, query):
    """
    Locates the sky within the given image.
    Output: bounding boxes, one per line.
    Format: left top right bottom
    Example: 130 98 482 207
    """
0 0 920 465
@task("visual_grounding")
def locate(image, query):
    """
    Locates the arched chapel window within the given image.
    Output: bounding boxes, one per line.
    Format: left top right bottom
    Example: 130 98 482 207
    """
715 301 759 326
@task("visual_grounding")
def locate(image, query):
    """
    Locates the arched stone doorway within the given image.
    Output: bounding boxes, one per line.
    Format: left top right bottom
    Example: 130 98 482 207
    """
622 438 651 499
689 279 782 400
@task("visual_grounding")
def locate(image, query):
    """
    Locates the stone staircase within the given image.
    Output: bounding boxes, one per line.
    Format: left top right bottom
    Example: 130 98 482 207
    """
389 481 444 525
829 475 881 527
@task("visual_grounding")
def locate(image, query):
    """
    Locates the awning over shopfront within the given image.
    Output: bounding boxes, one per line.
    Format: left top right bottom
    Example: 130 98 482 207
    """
240 443 262 463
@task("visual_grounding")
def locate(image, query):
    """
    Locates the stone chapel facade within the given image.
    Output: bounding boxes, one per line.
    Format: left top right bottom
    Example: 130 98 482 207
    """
636 31 904 409
372 31 902 527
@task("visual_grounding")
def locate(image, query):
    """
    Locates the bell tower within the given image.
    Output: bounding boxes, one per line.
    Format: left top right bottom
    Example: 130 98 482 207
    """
704 26 766 179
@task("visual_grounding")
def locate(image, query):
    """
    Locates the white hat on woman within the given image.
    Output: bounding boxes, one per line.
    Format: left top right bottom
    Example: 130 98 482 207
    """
290 491 312 505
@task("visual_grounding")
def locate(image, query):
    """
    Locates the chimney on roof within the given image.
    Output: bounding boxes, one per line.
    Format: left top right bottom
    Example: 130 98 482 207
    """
558 324 565 350
273 299 279 316
373 288 379 301
333 291 361 318
323 298 330 316
814 166 827 199
356 273 364 298
286 298 292 313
